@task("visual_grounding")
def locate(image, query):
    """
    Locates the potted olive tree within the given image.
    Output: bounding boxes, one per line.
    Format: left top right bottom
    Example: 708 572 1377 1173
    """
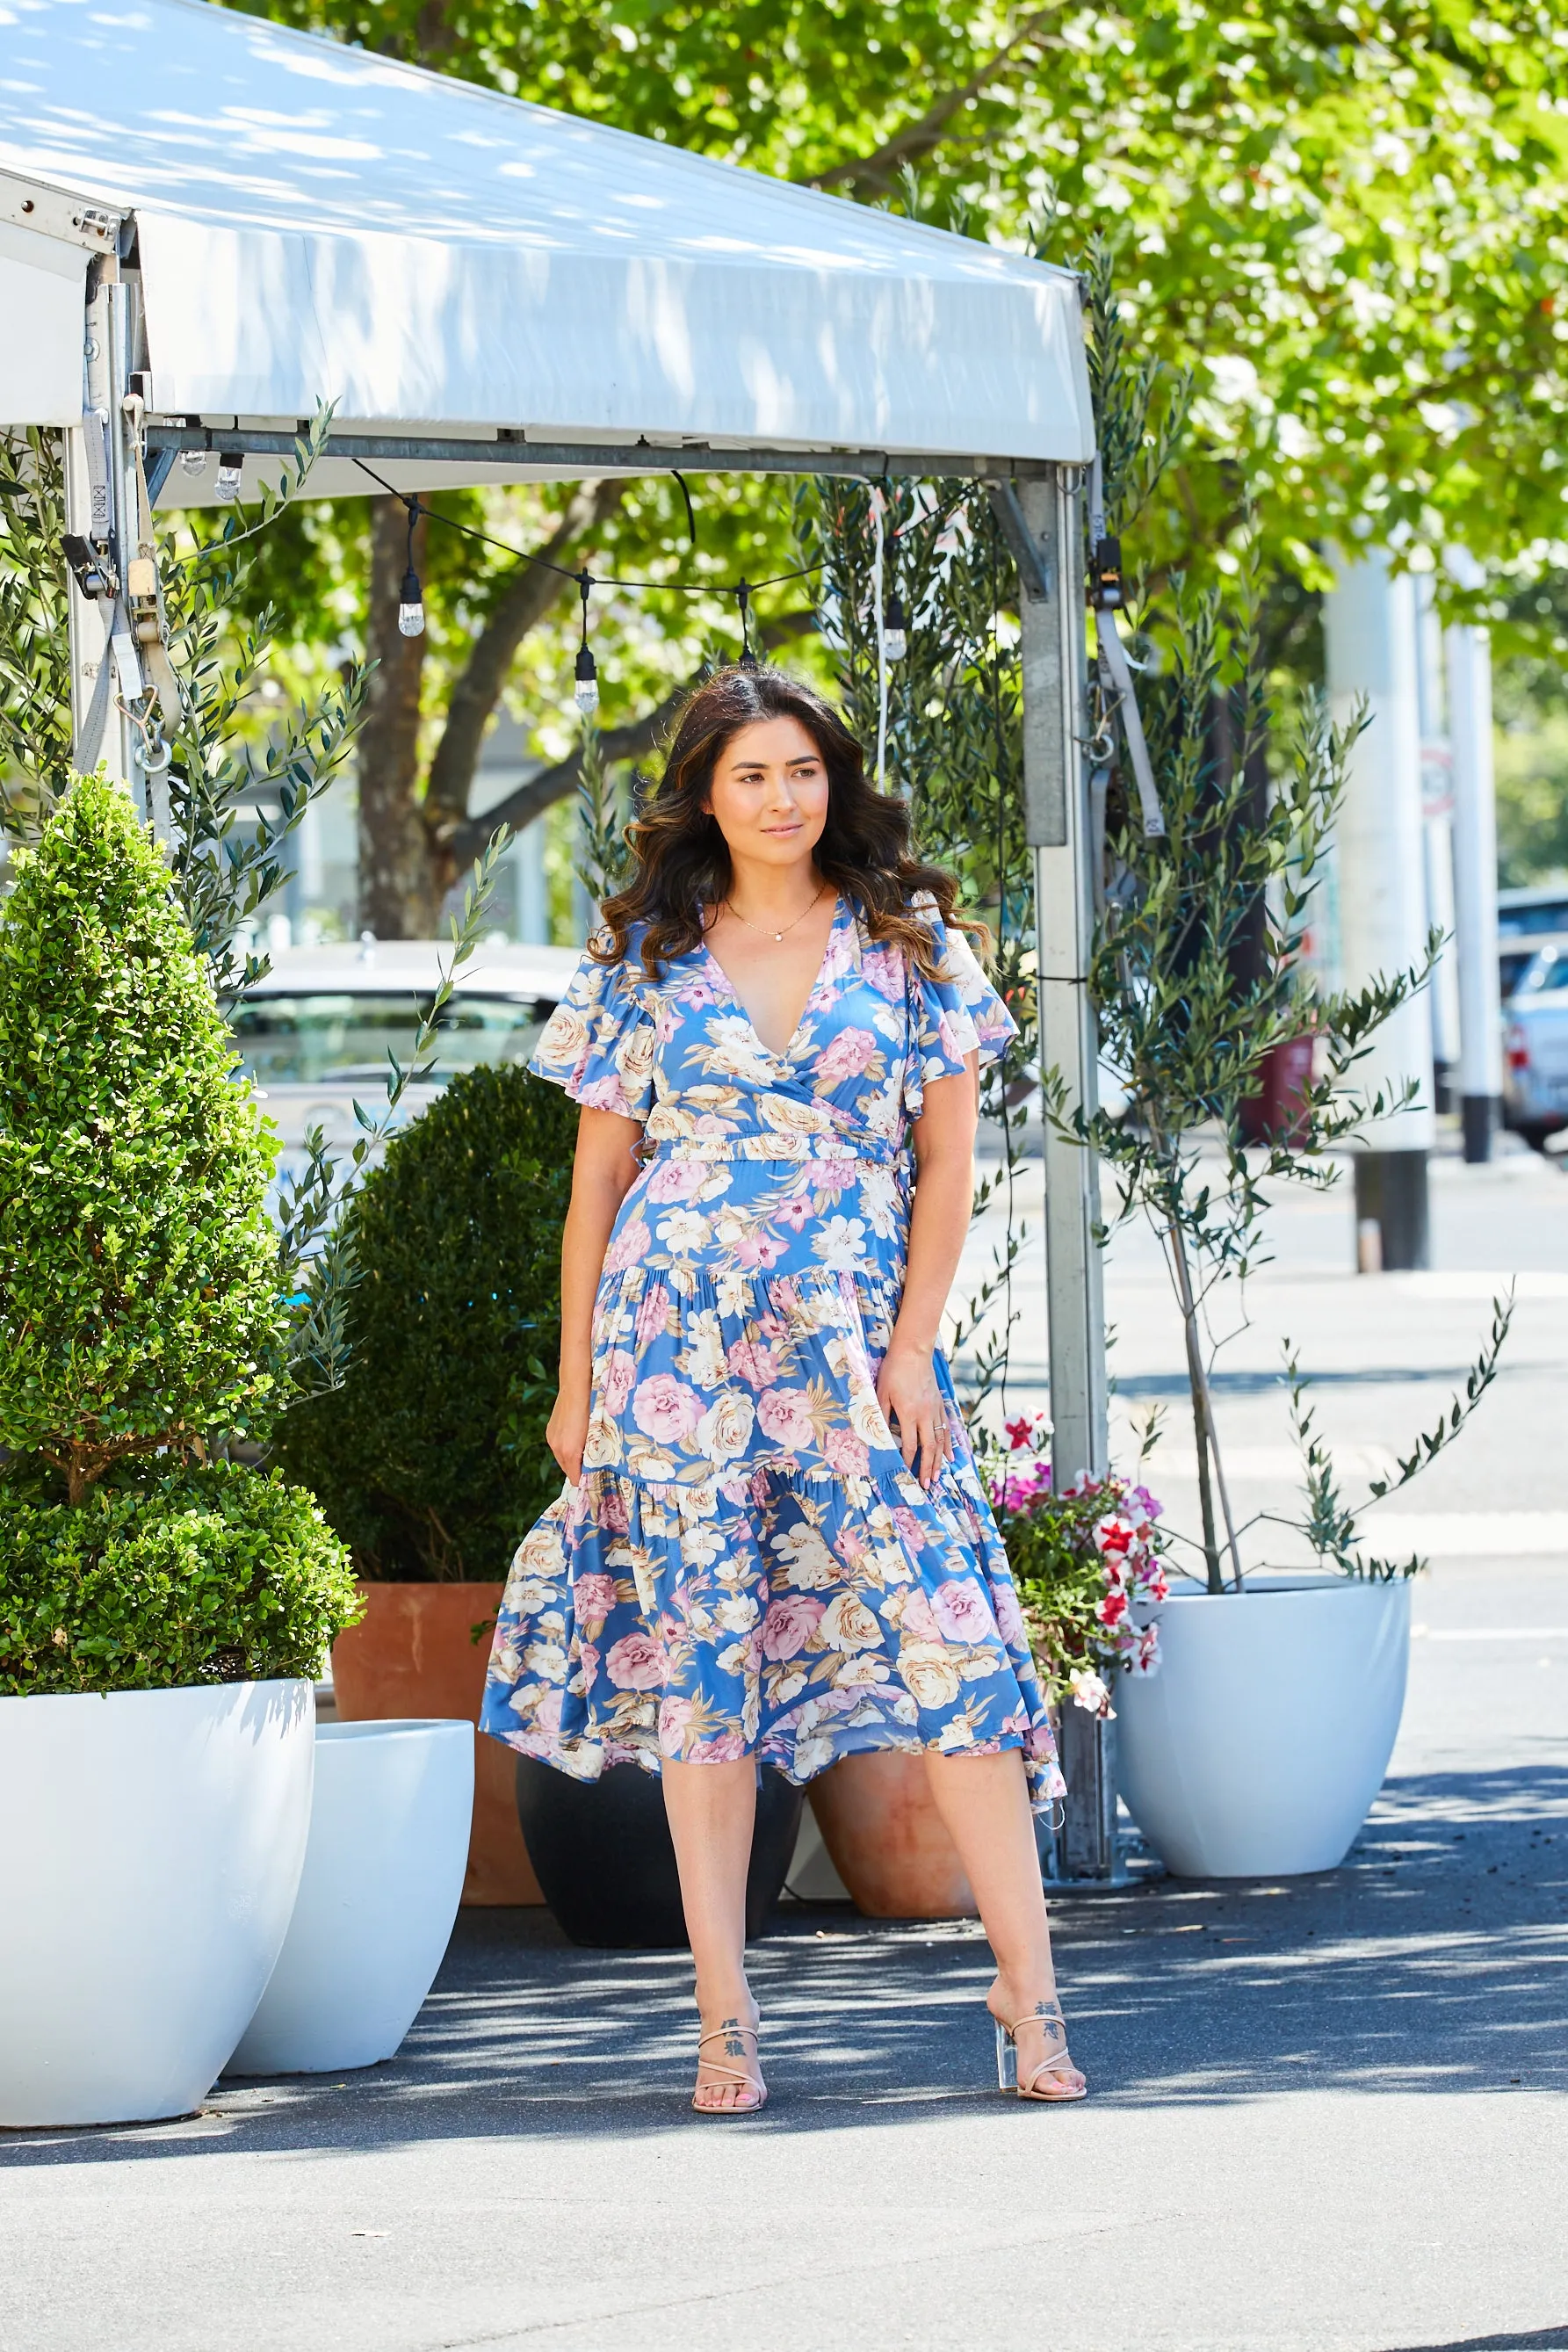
1049 255 1509 1877
0 775 360 2126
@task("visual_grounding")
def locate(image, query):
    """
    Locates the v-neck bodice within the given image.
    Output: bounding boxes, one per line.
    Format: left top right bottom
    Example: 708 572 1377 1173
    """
529 894 1016 1163
699 894 842 1065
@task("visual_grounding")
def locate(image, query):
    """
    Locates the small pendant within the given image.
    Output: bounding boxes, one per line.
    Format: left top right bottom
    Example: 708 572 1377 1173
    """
775 932 784 941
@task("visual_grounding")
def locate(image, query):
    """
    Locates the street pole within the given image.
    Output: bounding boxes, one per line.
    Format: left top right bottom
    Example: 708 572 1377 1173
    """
1324 546 1436 1270
1444 552 1504 1163
1016 468 1120 1885
1415 574 1461 1114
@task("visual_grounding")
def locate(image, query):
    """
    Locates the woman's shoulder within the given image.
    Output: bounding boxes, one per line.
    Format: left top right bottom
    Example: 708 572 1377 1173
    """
582 920 654 981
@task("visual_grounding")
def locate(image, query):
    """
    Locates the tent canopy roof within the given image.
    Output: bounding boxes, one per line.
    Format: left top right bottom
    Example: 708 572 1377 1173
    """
0 0 1093 495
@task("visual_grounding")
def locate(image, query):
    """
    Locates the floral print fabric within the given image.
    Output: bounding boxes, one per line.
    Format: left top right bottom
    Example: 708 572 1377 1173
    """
480 895 1066 1810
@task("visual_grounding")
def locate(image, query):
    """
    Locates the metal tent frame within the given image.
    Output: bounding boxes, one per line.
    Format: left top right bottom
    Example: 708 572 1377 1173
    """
0 0 1117 1875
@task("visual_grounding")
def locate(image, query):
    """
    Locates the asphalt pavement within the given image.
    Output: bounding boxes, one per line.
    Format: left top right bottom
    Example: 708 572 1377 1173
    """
3 1133 1564 2352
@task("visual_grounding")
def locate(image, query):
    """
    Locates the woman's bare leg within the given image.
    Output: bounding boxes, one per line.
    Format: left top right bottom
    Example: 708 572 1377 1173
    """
661 1756 765 2110
922 1748 1085 2095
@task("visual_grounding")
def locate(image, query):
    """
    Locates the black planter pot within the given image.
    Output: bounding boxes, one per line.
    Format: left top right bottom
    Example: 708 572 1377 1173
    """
514 1757 805 1948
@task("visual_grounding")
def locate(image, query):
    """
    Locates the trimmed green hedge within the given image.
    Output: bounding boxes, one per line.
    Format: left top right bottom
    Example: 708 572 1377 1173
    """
0 770 285 1479
0 1462 360 1695
278 1060 578 1581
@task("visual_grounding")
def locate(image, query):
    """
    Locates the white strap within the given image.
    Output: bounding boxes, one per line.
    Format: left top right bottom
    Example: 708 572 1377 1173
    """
1097 610 1165 839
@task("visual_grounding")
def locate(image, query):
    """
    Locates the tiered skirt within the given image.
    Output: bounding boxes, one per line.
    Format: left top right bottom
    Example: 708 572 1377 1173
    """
481 1248 1065 1811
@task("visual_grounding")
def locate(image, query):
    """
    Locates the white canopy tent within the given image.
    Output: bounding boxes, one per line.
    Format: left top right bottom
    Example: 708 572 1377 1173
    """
0 0 1112 1861
0 0 1093 494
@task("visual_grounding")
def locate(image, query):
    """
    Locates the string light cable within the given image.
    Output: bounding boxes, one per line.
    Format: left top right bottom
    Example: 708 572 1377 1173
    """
736 578 760 671
349 456 930 706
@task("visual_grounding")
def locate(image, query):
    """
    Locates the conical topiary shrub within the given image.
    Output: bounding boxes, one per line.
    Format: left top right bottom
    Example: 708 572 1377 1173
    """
0 772 358 1694
0 772 284 1497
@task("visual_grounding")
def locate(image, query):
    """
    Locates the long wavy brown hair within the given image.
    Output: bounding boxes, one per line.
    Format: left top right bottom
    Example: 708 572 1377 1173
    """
596 666 979 981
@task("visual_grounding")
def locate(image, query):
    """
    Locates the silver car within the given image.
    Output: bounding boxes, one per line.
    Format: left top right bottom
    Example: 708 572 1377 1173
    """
1498 884 1568 1004
230 938 580 1191
1502 943 1568 1149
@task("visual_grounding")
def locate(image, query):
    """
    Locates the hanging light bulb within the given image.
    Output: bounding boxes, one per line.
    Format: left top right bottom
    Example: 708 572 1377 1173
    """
737 579 759 670
395 496 425 636
178 447 208 480
574 571 600 713
215 449 243 501
883 590 908 662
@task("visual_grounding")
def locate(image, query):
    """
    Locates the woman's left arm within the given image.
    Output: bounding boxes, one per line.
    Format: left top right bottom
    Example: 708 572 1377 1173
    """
875 1054 979 1488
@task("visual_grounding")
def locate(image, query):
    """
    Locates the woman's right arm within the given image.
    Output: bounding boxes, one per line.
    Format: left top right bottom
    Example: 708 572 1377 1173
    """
546 1104 645 1483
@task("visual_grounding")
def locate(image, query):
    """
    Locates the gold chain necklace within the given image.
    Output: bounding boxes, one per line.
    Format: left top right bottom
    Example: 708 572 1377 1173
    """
720 881 828 944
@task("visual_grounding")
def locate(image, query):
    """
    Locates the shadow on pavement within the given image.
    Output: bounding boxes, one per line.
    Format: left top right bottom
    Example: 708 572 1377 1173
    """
3 1763 1564 2169
1382 2331 1568 2350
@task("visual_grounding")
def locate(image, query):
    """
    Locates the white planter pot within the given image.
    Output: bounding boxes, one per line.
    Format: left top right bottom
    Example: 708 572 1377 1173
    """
0 1680 314 2127
228 1718 473 2076
1117 1575 1411 1877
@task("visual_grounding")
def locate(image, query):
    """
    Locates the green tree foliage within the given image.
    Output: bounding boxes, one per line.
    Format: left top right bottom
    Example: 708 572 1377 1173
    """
220 0 1568 920
1492 572 1568 885
0 1462 360 1695
278 1061 578 1580
236 0 1568 584
1059 269 1512 1592
0 416 364 988
0 775 285 1499
158 416 366 994
238 0 1002 183
1496 693 1568 886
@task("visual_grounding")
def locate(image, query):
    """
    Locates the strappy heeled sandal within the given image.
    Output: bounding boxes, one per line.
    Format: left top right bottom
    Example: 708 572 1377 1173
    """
692 2021 767 2115
994 2003 1087 2103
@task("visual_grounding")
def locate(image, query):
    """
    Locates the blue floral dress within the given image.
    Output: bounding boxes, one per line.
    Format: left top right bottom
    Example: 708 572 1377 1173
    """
480 895 1066 1811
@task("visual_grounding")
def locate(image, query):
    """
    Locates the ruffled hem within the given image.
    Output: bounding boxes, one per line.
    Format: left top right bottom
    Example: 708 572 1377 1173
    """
491 1712 1060 1802
479 1458 1066 1814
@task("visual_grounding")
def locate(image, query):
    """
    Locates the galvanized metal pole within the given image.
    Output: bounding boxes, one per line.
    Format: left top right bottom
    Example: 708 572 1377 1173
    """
1015 468 1118 1884
1444 551 1504 1163
1018 471 1109 1489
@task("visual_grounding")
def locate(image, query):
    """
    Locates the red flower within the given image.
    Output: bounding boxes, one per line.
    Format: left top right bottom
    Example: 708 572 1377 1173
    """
1005 1415 1035 1451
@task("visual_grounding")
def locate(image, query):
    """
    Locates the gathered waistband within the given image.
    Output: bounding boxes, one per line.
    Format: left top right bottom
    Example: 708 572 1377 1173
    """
646 1132 908 1167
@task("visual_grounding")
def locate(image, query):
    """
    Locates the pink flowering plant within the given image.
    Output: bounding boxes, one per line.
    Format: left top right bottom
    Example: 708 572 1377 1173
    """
987 1415 1168 1719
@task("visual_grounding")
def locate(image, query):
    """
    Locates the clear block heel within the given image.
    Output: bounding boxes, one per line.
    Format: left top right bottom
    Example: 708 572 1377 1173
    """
994 2019 1018 2090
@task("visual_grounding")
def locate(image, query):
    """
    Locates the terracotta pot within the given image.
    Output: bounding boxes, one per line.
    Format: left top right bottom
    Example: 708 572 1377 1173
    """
330 1581 543 1907
806 1752 977 1920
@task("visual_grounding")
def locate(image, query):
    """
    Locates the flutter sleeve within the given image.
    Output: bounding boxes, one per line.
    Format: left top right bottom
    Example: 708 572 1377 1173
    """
903 906 1019 1118
528 944 656 1121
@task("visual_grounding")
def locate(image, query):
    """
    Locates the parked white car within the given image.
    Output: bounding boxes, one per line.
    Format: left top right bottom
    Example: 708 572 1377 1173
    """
230 939 580 1191
1502 943 1568 1149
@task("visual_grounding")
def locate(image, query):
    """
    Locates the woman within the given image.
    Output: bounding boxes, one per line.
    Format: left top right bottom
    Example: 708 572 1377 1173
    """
481 666 1085 2113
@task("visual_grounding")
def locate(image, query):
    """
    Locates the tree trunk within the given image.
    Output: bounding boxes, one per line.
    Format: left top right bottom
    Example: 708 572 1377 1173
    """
423 477 625 872
1167 1210 1243 1593
358 498 437 938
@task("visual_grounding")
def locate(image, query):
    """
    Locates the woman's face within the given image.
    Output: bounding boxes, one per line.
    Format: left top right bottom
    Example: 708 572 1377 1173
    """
703 715 830 872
